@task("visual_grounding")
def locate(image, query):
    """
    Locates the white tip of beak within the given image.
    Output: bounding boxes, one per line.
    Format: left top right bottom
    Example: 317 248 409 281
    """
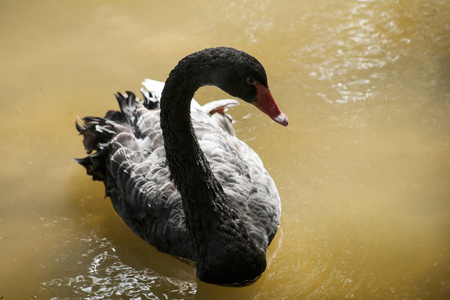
274 112 289 126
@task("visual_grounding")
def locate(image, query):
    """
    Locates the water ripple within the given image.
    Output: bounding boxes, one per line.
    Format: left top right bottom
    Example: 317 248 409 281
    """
40 231 196 299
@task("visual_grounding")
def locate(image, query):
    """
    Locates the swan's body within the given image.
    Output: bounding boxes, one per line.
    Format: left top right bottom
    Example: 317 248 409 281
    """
76 47 287 286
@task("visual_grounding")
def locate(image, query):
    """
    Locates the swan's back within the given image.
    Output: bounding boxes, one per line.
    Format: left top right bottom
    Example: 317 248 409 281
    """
76 79 281 263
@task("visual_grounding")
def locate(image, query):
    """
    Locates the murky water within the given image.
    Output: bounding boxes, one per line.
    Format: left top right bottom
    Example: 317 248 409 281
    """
1 0 449 299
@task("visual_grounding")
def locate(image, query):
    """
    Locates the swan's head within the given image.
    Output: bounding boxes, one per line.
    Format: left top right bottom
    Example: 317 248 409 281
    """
207 47 289 126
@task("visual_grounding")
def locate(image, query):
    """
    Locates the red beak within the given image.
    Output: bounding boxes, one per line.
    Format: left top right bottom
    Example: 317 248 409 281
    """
252 84 288 126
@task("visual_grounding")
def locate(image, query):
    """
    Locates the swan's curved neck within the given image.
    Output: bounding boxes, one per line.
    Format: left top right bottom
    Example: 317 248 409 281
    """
160 56 232 247
160 57 219 209
159 52 266 284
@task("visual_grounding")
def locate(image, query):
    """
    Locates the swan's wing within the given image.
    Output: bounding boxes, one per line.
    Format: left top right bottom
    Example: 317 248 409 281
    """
200 99 239 114
192 118 281 249
76 92 194 260
199 99 239 136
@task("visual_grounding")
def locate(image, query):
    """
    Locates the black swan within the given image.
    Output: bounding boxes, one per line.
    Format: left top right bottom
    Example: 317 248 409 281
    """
76 47 288 286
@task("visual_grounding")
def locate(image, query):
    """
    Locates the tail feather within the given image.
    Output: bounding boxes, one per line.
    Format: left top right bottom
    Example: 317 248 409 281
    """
115 91 137 126
74 147 108 181
76 117 116 153
76 90 156 183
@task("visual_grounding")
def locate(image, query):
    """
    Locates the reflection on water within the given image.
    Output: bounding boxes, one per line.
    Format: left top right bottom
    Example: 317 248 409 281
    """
1 0 449 299
41 230 197 299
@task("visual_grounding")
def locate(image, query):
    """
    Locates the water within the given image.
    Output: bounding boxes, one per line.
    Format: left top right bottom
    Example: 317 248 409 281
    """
1 0 449 299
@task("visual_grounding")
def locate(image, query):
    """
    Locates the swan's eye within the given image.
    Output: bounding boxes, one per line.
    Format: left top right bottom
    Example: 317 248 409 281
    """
246 78 256 85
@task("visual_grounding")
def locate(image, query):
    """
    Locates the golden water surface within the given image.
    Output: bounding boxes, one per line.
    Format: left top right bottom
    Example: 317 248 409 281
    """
1 0 449 299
